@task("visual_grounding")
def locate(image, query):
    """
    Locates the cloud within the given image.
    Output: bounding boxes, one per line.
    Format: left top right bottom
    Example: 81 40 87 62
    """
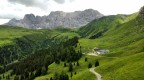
0 0 50 19
0 14 18 19
1 0 143 20
69 0 75 2
54 0 65 4
53 0 75 4
7 0 75 8
8 0 40 6
0 19 10 25
8 0 50 9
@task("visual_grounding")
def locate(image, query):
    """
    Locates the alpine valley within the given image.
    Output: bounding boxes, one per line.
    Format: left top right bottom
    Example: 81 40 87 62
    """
0 5 144 80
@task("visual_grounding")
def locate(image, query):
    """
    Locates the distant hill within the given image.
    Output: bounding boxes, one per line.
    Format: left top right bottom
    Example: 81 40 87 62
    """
6 9 103 29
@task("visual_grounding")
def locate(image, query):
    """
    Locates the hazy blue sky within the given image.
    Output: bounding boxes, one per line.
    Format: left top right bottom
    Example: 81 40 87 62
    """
0 0 144 24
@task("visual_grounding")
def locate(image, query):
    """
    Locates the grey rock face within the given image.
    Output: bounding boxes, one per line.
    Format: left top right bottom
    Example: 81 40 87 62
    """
6 9 103 29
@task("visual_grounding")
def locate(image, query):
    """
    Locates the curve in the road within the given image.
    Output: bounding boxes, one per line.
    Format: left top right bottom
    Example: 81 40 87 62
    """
86 53 118 80
90 67 102 80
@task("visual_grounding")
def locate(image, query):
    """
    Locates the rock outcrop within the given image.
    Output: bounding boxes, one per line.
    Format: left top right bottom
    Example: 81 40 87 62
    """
6 9 103 29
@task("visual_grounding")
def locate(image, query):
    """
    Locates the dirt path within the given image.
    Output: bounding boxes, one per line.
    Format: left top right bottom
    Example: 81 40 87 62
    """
87 53 118 80
90 68 102 80
86 53 98 56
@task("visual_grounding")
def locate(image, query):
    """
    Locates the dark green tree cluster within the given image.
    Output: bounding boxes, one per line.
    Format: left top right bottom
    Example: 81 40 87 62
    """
0 74 11 80
0 32 68 64
6 36 82 80
51 72 69 80
0 34 63 74
88 60 99 68
59 72 69 80
0 45 18 65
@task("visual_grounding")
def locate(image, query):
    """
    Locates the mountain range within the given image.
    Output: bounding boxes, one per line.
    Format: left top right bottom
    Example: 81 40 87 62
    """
6 9 103 29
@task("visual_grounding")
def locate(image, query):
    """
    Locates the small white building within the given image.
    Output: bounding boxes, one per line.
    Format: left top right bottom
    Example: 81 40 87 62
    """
97 50 109 54
93 47 109 54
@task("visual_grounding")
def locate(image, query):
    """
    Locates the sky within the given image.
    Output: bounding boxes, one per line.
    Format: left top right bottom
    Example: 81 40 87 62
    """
0 0 144 24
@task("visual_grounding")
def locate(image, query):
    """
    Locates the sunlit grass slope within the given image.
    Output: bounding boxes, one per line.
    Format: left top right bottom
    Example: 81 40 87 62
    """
79 9 144 80
35 55 115 80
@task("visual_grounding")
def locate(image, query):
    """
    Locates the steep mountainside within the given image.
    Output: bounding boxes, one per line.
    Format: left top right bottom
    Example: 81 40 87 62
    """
79 6 144 80
6 9 103 29
0 25 78 66
0 26 82 80
79 14 128 38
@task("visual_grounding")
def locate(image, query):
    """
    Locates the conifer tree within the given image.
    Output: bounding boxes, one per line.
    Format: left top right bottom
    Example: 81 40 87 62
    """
76 61 79 66
88 63 92 68
68 63 73 72
95 60 99 67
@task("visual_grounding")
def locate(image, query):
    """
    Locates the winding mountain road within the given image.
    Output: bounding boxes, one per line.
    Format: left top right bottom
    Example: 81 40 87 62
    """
90 67 102 80
85 52 118 80
87 53 102 80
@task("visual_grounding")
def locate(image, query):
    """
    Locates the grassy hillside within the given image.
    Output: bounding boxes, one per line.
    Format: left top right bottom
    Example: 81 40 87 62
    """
78 14 128 38
79 12 140 56
78 7 144 80
35 55 115 80
96 52 144 80
0 25 81 80
0 26 36 46
0 26 78 47
0 25 79 65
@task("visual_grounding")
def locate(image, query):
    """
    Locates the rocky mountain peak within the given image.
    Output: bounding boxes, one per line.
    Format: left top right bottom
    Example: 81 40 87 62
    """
24 14 35 18
6 9 104 29
49 11 66 17
9 18 17 22
84 9 98 12
23 14 36 22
